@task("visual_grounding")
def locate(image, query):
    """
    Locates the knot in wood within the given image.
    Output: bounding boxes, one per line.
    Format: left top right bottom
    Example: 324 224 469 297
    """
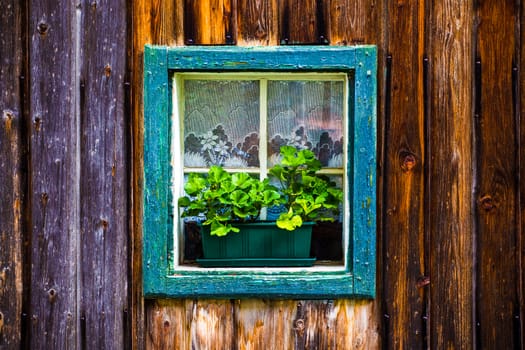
2 109 14 121
294 318 305 334
33 117 42 132
37 22 49 35
47 288 57 303
104 64 112 77
41 192 49 206
416 276 430 288
400 151 417 172
479 195 495 212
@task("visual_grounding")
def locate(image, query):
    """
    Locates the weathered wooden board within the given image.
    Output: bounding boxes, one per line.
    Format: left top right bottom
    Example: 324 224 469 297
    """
80 0 129 348
146 299 378 349
0 0 23 347
474 0 520 348
521 3 525 346
184 0 236 45
428 0 475 347
382 0 426 348
279 0 329 44
136 0 380 348
237 0 278 45
328 0 381 45
132 0 184 347
28 0 80 347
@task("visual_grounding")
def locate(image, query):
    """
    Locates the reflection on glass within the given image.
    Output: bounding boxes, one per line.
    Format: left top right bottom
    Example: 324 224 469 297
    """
267 80 344 168
183 80 260 168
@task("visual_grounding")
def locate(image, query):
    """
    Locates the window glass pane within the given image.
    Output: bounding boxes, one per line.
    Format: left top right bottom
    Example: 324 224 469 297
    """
183 80 260 168
267 80 344 168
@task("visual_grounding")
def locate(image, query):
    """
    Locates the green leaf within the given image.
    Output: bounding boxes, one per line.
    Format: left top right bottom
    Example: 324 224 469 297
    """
183 173 207 195
276 208 303 231
232 172 254 189
230 190 250 207
208 165 230 184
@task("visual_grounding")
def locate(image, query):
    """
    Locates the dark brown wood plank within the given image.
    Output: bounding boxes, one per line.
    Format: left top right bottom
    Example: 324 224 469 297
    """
474 1 520 348
80 0 129 348
279 0 329 44
0 0 24 347
521 1 525 344
427 0 475 347
28 0 80 347
381 1 426 348
237 0 278 45
184 0 236 45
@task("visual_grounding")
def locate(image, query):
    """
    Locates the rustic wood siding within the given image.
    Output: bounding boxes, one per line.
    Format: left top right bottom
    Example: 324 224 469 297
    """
475 0 520 348
0 0 24 347
0 0 129 348
1 0 525 348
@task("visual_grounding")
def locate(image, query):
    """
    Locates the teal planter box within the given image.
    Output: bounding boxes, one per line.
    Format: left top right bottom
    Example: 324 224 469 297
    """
197 222 316 267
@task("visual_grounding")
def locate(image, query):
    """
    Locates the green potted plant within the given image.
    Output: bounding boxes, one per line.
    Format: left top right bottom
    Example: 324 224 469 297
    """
178 146 344 267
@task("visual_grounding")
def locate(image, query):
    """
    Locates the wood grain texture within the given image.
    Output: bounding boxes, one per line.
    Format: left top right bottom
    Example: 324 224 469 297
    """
0 0 23 347
28 0 80 347
80 0 129 348
184 0 236 45
382 1 426 348
146 299 235 350
131 0 180 347
279 0 329 44
521 1 525 345
328 0 381 45
474 1 520 348
428 0 474 347
146 299 379 349
237 0 278 45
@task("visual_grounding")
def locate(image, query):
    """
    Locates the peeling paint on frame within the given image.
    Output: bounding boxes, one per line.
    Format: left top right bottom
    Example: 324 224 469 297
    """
143 45 377 298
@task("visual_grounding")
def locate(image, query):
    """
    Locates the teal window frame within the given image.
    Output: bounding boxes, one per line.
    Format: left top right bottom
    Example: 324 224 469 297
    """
143 45 377 298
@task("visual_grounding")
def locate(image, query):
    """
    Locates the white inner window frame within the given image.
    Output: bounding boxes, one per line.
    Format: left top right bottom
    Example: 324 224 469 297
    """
170 72 349 272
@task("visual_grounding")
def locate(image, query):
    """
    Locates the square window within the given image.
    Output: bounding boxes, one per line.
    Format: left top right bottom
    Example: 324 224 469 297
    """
143 46 377 298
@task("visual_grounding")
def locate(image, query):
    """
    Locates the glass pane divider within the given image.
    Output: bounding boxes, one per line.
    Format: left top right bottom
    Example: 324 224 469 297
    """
259 78 268 221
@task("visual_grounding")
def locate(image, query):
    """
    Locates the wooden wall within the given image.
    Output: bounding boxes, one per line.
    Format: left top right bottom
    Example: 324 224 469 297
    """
0 0 524 348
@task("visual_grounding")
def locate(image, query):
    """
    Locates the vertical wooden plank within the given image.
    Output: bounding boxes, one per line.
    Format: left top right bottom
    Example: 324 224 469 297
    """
189 300 235 349
295 300 378 349
237 0 278 45
0 0 23 347
328 0 381 45
381 0 426 348
80 0 129 348
428 0 474 347
28 0 80 348
521 0 525 344
474 1 520 348
279 0 329 44
146 300 190 349
184 0 236 45
132 1 184 347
